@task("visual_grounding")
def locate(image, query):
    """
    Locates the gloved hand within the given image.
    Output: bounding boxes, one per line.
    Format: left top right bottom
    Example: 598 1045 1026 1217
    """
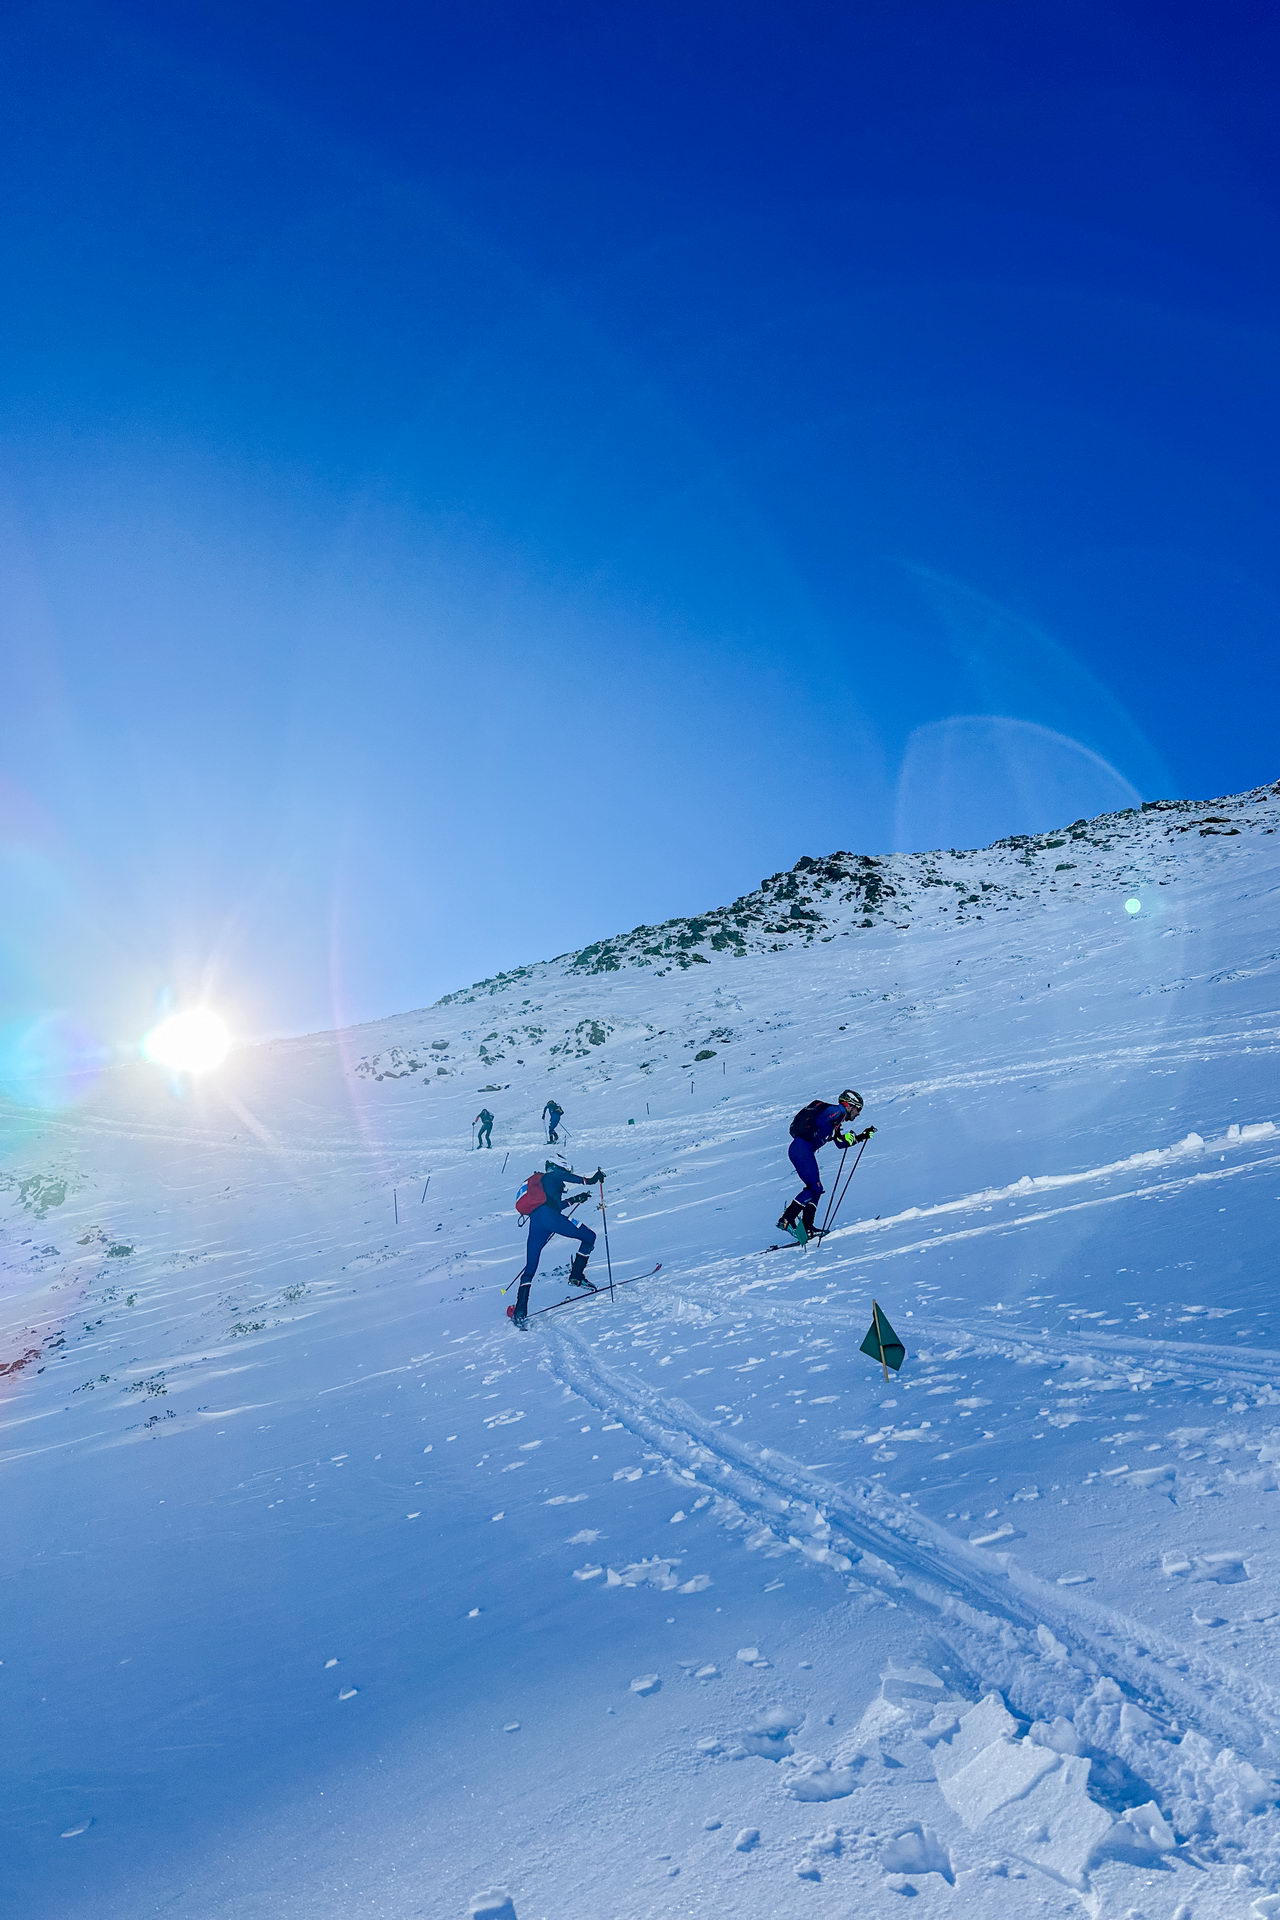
855 1126 877 1143
591 1168 606 1183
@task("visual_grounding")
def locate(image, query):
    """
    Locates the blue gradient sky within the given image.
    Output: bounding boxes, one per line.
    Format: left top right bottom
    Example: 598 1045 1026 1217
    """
2 1 1278 1058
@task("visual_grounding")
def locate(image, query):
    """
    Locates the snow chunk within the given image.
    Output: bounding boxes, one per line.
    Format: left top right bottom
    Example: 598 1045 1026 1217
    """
1105 1799 1177 1858
735 1706 803 1760
1165 1550 1250 1584
733 1827 759 1851
606 1556 682 1589
469 1894 517 1920
629 1673 661 1696
782 1755 860 1801
881 1662 947 1707
935 1694 1111 1890
880 1824 954 1882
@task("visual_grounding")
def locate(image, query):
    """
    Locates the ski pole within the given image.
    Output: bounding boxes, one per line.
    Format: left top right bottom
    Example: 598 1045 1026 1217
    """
817 1145 848 1238
822 1135 871 1239
597 1176 615 1301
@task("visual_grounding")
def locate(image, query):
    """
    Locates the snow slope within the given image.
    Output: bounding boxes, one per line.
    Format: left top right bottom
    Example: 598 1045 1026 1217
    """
4 780 1280 1920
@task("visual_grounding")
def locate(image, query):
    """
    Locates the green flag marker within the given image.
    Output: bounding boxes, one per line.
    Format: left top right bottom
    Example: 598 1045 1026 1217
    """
860 1299 906 1379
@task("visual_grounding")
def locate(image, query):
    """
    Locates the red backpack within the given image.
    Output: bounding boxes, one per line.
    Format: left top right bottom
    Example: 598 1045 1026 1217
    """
515 1171 546 1216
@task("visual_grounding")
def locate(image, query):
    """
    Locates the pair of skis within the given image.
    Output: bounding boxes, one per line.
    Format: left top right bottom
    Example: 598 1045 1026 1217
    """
528 1262 663 1317
761 1227 829 1253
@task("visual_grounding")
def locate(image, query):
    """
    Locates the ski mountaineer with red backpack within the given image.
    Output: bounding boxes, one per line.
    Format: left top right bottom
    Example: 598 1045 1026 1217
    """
778 1091 875 1244
507 1159 605 1329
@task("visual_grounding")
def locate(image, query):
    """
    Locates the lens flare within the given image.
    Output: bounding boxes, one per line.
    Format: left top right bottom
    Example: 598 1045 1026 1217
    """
1125 898 1143 915
144 1009 231 1074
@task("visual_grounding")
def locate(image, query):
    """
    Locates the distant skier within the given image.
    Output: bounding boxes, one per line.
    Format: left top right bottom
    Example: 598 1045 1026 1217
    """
508 1160 605 1329
473 1108 494 1149
778 1091 874 1243
543 1099 564 1144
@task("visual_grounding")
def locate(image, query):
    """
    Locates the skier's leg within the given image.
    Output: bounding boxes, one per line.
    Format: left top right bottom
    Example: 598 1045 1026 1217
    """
549 1211 597 1283
512 1210 556 1325
788 1139 823 1207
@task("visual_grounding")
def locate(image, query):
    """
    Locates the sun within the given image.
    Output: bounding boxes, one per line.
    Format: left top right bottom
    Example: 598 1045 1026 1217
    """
144 1009 231 1074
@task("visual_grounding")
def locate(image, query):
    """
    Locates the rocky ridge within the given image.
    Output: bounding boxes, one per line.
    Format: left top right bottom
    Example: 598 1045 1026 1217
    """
348 780 1278 1086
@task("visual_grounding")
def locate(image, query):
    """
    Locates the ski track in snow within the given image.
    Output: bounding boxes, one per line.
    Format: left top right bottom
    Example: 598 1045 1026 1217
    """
543 1315 1280 1881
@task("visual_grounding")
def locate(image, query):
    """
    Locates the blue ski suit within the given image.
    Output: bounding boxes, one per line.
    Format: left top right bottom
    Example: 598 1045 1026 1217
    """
514 1163 598 1318
788 1104 848 1206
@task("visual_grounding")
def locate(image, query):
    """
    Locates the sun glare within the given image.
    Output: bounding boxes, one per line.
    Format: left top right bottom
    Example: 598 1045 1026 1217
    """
144 1009 231 1074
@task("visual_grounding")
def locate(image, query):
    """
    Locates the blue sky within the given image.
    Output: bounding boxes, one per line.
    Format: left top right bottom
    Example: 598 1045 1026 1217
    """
2 1 1278 1061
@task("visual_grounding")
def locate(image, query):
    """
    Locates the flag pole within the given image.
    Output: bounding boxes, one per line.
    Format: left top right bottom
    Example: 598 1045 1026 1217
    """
871 1299 889 1382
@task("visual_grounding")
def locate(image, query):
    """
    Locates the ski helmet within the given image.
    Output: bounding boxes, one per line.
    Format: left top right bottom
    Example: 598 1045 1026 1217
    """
838 1089 863 1116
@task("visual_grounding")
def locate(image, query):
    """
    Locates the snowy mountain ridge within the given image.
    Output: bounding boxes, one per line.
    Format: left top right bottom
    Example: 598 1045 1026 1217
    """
455 779 1278 982
351 777 1278 1087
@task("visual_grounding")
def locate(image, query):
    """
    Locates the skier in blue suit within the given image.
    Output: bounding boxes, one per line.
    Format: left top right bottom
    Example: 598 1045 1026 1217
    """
779 1091 873 1242
509 1161 604 1329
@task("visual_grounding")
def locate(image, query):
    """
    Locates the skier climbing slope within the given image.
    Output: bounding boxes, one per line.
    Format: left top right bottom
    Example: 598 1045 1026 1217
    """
778 1090 874 1242
508 1159 605 1327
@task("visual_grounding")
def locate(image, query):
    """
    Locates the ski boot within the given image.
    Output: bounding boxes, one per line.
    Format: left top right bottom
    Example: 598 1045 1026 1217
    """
787 1202 821 1245
567 1252 596 1290
506 1303 529 1330
776 1202 801 1233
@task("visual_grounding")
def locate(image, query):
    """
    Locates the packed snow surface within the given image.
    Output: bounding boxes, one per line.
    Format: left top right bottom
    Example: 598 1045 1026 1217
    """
4 782 1280 1919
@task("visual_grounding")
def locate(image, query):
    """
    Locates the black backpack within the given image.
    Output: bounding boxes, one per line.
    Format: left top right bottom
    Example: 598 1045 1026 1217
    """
789 1100 828 1144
